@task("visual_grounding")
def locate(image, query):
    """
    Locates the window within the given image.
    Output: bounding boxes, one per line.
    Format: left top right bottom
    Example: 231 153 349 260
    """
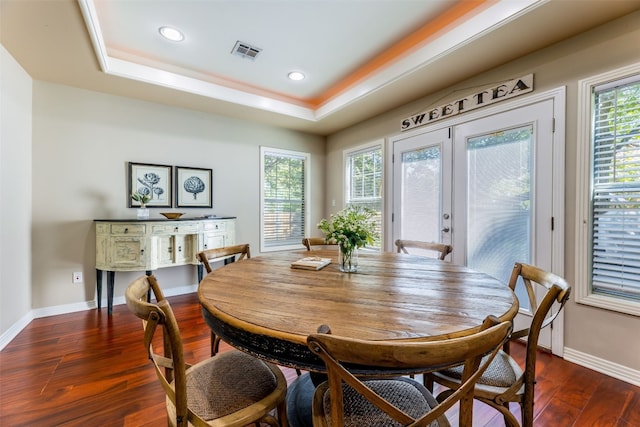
576 63 640 316
260 147 310 252
345 142 383 249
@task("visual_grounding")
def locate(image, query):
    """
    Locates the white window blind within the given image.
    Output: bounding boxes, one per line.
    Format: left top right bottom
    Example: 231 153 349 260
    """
591 77 640 300
261 148 308 250
345 145 383 249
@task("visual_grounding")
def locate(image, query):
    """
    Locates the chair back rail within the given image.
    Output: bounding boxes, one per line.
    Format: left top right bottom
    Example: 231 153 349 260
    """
395 239 453 260
198 243 251 274
302 237 337 251
308 316 512 427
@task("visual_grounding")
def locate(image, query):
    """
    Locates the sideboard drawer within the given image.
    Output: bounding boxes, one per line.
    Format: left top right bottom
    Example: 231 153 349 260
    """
152 223 199 235
110 224 146 235
203 221 226 232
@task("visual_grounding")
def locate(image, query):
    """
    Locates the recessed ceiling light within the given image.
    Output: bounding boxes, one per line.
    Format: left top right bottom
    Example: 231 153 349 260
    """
288 71 305 81
159 26 184 42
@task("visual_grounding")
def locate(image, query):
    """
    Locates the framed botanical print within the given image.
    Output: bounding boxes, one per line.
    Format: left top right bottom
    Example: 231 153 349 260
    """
175 166 212 208
128 162 173 208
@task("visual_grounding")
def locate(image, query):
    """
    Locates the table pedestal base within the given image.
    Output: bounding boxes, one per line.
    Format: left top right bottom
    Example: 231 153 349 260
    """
286 373 315 427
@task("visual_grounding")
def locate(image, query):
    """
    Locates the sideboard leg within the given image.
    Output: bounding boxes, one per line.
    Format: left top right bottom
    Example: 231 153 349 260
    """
107 271 115 315
96 269 103 309
145 270 152 301
197 264 204 283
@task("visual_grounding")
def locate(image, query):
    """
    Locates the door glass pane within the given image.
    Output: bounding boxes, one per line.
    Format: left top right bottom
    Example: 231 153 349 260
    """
466 126 532 306
400 146 441 251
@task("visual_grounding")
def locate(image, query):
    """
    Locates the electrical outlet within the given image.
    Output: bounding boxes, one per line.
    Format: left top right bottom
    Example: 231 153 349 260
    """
72 272 83 284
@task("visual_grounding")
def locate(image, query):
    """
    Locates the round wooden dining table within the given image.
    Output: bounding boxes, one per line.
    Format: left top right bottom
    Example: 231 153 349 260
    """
198 249 518 372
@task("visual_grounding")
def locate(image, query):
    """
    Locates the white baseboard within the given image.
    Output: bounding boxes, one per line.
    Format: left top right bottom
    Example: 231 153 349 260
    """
93 283 198 311
563 347 640 388
0 284 198 351
32 300 97 318
0 311 34 351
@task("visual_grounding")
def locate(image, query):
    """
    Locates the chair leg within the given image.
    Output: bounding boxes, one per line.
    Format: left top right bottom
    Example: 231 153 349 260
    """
277 400 288 427
458 393 474 427
480 399 519 427
211 332 221 356
520 400 534 427
501 402 516 427
423 374 434 391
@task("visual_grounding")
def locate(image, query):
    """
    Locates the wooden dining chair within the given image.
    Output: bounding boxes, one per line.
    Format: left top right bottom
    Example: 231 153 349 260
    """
198 243 251 356
125 274 288 427
302 237 337 251
198 243 251 274
307 316 512 427
395 239 453 260
428 262 571 427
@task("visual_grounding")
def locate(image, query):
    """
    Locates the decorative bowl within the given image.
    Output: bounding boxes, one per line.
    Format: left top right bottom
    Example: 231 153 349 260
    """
160 212 185 220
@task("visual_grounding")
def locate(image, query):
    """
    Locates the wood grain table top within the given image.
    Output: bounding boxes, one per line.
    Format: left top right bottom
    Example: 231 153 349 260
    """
198 249 518 370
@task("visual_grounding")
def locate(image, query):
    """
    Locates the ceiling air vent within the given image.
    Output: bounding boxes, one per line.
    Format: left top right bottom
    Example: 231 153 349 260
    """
231 41 262 61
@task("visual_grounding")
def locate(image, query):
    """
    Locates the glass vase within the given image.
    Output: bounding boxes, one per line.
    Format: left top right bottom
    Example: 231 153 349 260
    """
136 207 150 220
338 245 358 273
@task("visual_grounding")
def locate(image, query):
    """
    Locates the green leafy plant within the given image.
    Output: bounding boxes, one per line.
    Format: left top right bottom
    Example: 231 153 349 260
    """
131 191 151 206
317 206 379 252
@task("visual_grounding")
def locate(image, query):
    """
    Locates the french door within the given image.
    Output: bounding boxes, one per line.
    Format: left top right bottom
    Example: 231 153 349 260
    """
392 128 452 254
392 97 562 352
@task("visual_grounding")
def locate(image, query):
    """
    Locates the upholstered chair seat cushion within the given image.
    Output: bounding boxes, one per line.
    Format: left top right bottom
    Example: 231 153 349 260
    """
437 350 522 389
319 377 447 427
175 350 279 421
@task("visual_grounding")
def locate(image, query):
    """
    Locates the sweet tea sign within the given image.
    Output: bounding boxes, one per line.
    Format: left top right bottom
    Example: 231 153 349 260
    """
401 74 534 132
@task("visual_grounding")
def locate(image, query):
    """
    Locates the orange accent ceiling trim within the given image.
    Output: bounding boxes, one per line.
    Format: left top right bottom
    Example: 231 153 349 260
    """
306 0 495 108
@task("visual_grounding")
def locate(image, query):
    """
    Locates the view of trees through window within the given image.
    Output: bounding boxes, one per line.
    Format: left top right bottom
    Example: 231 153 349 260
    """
262 149 307 249
346 146 383 249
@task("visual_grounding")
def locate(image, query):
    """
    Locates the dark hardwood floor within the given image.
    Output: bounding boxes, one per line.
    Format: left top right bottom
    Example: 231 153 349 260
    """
1 292 638 426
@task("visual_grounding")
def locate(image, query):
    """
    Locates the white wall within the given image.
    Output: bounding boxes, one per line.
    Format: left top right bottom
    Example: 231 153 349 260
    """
326 11 640 379
28 81 325 313
0 45 32 342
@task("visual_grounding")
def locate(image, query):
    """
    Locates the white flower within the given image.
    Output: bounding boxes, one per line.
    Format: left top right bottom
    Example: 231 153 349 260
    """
317 206 379 251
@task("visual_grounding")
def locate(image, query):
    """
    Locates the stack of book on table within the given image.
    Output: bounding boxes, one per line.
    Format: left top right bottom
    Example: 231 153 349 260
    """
290 256 331 270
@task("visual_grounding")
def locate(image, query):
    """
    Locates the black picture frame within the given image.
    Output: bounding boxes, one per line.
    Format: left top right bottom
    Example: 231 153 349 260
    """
175 166 212 208
128 162 173 208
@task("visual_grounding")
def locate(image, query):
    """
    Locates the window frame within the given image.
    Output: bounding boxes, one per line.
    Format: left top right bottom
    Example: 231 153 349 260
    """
343 140 384 251
576 61 640 316
260 146 310 253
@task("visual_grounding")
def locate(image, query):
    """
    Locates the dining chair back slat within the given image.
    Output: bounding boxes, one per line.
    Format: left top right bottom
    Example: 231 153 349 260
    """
395 239 453 260
307 316 512 427
302 237 338 251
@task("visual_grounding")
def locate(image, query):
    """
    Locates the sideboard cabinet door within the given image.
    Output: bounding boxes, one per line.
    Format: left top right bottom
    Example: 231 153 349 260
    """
109 236 147 270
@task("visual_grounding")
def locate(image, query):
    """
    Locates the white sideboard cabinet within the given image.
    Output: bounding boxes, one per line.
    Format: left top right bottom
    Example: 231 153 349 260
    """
95 217 236 314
